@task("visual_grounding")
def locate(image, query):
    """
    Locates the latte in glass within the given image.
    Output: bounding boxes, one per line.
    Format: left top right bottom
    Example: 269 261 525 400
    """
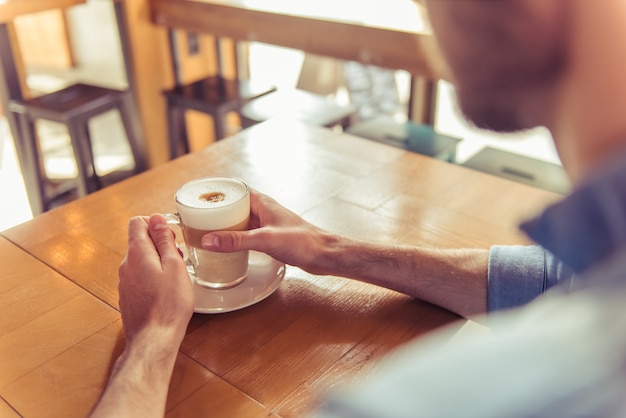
174 177 250 289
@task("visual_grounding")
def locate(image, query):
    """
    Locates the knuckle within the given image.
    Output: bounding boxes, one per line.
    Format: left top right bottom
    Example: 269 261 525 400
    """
225 232 242 249
153 230 173 247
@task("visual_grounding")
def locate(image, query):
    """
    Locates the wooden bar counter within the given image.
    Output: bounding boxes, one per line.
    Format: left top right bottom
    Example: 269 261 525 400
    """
0 120 561 417
150 0 446 79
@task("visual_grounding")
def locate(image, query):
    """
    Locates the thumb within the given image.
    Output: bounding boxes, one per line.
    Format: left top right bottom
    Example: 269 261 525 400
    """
148 213 179 260
201 230 260 253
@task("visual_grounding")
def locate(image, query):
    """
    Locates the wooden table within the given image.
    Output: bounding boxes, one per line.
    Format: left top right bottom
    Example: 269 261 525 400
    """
0 119 561 417
150 0 448 124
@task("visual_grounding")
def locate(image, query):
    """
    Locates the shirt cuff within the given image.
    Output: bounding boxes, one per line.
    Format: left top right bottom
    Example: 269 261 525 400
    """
488 245 546 312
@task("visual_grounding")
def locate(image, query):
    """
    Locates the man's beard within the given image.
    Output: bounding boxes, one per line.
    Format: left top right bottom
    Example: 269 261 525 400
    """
455 87 528 133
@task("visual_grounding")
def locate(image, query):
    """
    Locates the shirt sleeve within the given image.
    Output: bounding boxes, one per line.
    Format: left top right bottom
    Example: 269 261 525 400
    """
488 245 574 312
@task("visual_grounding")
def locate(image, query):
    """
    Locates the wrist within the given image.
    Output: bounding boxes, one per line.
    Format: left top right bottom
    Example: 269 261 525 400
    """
114 327 182 390
125 322 186 357
309 232 357 276
91 326 183 418
120 322 186 376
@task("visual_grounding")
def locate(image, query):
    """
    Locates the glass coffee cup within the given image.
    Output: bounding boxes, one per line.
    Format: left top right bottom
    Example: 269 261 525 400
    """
165 176 250 289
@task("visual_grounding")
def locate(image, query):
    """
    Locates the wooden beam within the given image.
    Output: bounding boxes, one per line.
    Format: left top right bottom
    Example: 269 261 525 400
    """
119 0 174 167
0 0 85 23
150 0 446 79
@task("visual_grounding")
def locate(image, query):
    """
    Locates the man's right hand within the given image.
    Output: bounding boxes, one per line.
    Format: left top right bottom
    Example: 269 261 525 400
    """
201 191 334 275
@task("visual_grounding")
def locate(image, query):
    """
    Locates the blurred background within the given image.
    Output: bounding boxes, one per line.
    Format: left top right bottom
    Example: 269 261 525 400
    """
0 0 561 231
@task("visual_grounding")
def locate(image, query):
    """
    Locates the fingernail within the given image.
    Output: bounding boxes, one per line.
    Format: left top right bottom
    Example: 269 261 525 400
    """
201 234 219 249
150 214 168 230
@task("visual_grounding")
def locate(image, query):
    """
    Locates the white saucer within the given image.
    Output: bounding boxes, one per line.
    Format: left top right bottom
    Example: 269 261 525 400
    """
193 251 285 314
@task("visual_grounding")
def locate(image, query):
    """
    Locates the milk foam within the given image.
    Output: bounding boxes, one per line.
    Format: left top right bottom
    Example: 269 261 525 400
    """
175 177 249 230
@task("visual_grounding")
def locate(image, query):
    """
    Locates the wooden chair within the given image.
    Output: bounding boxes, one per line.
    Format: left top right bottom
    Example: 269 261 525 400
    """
0 3 146 214
163 36 357 159
238 54 356 130
164 75 275 158
239 88 356 131
9 83 145 209
162 33 276 158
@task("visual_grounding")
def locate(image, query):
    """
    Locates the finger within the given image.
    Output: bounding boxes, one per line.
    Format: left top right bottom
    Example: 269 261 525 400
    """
123 217 157 281
248 191 263 227
249 190 277 211
250 190 274 212
249 191 283 228
128 216 149 237
139 214 176 240
127 217 154 255
148 213 180 263
201 229 267 253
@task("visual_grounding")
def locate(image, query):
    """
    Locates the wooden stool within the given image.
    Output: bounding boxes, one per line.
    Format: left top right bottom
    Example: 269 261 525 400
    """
9 83 146 212
163 75 275 158
239 88 356 130
347 115 461 162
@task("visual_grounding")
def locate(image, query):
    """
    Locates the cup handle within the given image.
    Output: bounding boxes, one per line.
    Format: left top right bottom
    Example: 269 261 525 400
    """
163 212 181 228
162 213 196 278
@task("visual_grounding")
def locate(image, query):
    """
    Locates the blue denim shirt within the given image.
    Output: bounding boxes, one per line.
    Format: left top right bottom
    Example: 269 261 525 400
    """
489 150 626 311
310 152 626 418
488 245 573 311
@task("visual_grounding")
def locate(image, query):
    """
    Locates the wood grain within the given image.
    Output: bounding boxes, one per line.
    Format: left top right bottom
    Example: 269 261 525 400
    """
0 397 20 418
0 291 119 388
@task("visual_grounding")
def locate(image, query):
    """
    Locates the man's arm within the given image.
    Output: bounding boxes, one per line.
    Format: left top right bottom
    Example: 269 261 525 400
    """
90 214 194 418
202 192 489 318
89 331 182 418
303 233 489 318
203 192 576 319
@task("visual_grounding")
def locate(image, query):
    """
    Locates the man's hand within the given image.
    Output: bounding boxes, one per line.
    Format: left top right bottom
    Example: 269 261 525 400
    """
91 214 194 418
118 214 194 346
201 191 334 275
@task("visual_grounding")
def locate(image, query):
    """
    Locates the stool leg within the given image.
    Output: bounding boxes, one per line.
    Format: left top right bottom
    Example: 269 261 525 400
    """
80 123 101 192
340 114 354 131
239 114 257 130
119 94 147 173
17 114 46 214
66 121 97 196
214 109 229 141
167 99 189 158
